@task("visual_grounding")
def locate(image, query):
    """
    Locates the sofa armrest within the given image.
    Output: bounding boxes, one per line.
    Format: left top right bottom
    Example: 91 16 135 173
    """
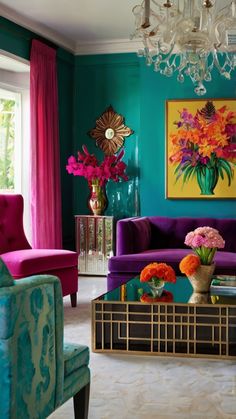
116 217 152 255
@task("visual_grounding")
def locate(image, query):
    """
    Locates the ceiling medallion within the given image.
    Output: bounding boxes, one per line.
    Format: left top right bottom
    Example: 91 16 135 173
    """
88 105 133 155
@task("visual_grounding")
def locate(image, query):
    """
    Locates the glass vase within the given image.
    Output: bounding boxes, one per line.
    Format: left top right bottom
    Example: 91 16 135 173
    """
148 279 165 298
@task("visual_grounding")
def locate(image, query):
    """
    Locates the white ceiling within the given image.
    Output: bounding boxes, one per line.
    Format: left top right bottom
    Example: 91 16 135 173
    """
0 0 141 54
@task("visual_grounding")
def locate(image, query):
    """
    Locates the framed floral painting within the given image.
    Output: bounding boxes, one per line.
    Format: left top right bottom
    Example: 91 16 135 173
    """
166 99 236 199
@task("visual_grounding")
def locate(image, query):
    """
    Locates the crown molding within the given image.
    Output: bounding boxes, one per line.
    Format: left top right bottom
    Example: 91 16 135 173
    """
1 4 143 56
0 4 76 53
75 39 143 55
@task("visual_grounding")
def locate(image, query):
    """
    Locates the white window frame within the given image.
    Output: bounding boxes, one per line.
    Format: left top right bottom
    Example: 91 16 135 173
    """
0 66 31 242
0 87 22 193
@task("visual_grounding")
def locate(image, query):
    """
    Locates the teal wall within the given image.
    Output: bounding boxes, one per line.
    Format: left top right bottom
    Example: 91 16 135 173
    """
73 54 140 218
0 17 75 247
74 53 236 218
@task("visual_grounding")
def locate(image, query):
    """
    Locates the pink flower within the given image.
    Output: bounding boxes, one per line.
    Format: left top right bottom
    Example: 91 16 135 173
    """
191 235 205 247
184 226 225 265
185 226 225 249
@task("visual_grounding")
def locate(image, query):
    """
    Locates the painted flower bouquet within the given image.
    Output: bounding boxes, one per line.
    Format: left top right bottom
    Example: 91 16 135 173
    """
140 262 176 300
169 101 236 195
66 145 128 186
184 226 225 266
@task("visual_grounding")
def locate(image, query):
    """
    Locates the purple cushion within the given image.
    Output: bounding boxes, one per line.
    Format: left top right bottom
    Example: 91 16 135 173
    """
132 218 151 253
116 217 151 255
108 249 236 275
1 249 78 279
149 217 236 252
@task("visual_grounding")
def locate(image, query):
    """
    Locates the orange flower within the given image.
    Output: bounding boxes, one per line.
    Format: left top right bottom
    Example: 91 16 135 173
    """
140 262 176 283
179 254 201 276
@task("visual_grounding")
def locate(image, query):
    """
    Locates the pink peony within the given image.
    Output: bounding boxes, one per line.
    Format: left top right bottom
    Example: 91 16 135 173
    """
184 226 225 265
185 226 225 249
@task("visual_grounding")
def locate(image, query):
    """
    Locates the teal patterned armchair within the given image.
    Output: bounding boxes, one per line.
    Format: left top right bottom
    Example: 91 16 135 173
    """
0 259 90 419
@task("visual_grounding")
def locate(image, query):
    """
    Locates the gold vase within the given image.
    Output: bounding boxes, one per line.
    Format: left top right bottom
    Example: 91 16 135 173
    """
188 292 211 304
188 263 215 293
88 181 107 216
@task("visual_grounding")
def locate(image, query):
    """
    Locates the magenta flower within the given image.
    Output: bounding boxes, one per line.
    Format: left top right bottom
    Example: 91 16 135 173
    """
66 145 128 186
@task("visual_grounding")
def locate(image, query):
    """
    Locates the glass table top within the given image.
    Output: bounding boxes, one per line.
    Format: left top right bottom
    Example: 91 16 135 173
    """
95 276 236 305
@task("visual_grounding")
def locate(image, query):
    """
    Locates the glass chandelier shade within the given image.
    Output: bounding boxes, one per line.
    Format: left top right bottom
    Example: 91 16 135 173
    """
131 0 236 95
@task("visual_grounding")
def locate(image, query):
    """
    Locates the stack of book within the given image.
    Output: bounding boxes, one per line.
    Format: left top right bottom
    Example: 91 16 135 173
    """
210 276 236 296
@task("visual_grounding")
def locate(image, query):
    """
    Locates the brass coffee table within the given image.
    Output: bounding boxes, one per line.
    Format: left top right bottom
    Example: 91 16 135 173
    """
92 277 236 359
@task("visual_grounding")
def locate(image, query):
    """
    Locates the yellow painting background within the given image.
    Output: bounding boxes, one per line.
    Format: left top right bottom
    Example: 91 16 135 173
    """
166 99 236 199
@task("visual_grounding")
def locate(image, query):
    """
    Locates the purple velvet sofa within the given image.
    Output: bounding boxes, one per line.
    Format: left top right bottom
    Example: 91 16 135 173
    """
107 216 236 291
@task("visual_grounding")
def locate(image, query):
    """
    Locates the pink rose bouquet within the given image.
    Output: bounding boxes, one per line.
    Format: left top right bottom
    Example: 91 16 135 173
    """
184 226 225 265
66 145 128 186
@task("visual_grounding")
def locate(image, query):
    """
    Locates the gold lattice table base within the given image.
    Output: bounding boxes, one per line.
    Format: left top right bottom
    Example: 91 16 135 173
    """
92 299 236 359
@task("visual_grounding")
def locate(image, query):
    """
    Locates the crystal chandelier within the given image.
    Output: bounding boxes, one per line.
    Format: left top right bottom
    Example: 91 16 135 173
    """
131 0 236 95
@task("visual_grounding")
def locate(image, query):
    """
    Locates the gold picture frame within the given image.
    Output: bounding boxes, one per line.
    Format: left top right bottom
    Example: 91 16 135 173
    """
88 105 133 155
166 98 236 199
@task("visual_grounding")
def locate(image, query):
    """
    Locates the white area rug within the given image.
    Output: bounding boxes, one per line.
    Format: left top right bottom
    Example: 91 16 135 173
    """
50 277 236 419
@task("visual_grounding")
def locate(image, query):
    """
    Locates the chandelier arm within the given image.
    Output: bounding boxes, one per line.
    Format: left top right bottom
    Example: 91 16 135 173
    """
158 44 176 63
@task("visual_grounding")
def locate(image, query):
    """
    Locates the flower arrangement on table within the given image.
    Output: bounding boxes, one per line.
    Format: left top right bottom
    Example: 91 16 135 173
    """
183 226 225 266
179 226 225 293
66 145 128 215
169 101 236 196
139 262 176 302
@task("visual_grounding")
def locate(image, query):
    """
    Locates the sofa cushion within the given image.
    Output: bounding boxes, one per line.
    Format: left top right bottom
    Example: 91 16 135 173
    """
64 343 89 377
109 249 190 273
131 217 151 253
1 249 78 279
108 249 236 275
149 217 236 252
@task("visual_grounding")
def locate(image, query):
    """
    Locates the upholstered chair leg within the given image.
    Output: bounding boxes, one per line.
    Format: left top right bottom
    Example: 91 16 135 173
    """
73 383 90 419
70 292 77 307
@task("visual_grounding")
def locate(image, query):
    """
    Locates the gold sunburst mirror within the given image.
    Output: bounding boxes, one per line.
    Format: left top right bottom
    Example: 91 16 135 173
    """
88 106 134 155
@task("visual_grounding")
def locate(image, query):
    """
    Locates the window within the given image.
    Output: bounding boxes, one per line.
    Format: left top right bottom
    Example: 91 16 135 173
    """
0 54 30 240
0 87 21 192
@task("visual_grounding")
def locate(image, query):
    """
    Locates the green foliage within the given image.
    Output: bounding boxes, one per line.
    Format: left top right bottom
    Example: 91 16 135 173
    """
0 98 15 190
174 153 234 189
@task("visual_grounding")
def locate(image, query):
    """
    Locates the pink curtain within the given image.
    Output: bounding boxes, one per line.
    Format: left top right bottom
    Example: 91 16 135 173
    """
30 39 62 249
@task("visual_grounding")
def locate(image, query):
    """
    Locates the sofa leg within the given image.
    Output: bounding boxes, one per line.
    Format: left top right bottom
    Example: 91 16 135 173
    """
73 383 90 419
70 292 77 307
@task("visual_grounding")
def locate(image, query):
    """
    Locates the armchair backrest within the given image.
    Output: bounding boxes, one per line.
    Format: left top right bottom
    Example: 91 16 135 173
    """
0 194 31 254
0 260 64 418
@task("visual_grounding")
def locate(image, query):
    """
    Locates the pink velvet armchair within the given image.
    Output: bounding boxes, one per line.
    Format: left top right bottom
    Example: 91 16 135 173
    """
0 194 78 307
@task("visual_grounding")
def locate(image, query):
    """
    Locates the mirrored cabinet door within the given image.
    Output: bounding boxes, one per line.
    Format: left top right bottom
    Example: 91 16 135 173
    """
75 215 114 275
